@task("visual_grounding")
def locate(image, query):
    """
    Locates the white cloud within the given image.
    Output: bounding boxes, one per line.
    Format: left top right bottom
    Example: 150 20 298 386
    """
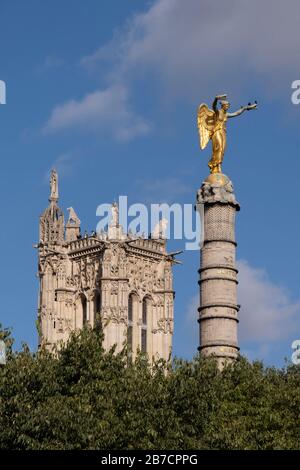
44 84 151 141
237 260 300 343
43 55 65 69
82 0 300 102
136 176 190 203
45 0 300 141
51 152 74 177
186 293 198 324
36 55 65 74
44 152 76 183
185 260 300 362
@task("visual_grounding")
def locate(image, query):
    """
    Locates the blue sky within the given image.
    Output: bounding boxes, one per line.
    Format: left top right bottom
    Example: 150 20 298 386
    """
1 0 300 366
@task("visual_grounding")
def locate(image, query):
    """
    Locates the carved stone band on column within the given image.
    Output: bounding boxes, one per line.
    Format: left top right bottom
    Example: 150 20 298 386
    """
198 265 238 273
198 313 239 322
198 339 240 349
198 302 240 312
198 277 238 284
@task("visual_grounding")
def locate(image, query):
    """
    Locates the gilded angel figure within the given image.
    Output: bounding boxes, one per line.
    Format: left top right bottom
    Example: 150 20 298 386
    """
197 94 257 174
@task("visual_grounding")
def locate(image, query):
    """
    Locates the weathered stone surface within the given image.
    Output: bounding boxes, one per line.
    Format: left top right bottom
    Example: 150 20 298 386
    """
37 172 175 363
197 173 240 366
197 173 240 209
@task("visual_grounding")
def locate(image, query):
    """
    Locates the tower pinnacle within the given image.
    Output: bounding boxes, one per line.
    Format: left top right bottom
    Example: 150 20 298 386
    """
39 169 64 244
49 168 59 203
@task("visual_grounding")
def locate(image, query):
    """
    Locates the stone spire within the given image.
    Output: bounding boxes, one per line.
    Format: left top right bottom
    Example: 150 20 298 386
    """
49 168 59 203
65 207 81 242
39 169 64 244
196 172 240 367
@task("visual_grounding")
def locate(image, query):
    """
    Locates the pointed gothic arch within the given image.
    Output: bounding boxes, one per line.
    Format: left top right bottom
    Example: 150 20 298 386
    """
141 296 150 353
127 292 139 353
75 293 88 328
94 290 101 327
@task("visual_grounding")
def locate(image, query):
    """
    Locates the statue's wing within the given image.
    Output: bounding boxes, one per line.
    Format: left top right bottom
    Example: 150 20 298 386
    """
197 104 215 150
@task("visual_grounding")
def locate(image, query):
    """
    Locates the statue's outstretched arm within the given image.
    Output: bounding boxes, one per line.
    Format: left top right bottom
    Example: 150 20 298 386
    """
227 102 257 118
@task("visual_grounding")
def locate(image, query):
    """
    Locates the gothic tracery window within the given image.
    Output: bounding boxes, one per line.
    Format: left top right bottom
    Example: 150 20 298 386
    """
141 297 148 353
82 295 87 325
94 291 101 325
94 291 101 313
127 294 133 351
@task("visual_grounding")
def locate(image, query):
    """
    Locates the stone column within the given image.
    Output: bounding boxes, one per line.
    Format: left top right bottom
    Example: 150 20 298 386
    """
196 172 240 366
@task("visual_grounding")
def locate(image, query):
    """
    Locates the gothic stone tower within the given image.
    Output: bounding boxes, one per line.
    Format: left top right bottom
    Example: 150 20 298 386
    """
37 170 175 361
196 172 240 366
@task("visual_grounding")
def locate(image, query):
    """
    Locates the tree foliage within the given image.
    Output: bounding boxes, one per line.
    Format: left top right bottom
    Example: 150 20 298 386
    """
0 324 299 450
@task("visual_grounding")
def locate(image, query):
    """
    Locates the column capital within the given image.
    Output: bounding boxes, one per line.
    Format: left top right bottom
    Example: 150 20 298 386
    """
196 172 240 210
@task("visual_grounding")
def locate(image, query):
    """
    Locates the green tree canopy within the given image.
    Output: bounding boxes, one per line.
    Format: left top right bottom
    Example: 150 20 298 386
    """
0 324 299 450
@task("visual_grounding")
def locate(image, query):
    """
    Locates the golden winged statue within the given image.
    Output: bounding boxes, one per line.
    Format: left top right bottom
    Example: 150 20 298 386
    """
197 94 257 174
